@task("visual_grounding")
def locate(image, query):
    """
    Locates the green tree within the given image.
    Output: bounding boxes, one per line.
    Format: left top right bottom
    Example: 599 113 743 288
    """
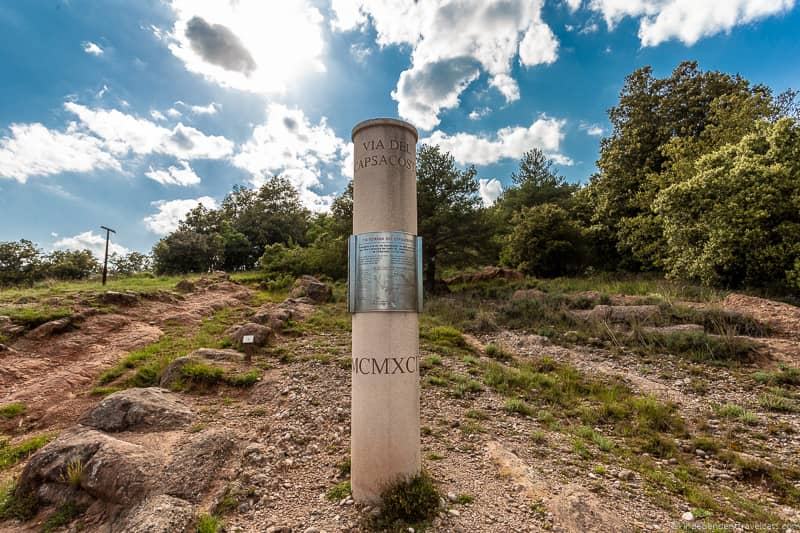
588 61 775 269
110 252 152 275
501 203 586 277
221 177 310 265
417 145 488 291
45 249 99 280
0 240 45 286
495 149 577 217
655 118 800 289
152 230 223 274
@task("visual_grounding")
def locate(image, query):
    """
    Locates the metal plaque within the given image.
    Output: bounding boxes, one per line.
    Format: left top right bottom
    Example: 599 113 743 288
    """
348 231 423 313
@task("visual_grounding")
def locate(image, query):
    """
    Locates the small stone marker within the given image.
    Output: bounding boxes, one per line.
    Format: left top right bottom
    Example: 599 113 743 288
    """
242 335 255 362
349 118 421 503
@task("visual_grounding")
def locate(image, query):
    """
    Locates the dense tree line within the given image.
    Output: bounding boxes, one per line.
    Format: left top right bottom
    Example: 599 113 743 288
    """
148 61 800 293
3 62 797 293
0 241 150 286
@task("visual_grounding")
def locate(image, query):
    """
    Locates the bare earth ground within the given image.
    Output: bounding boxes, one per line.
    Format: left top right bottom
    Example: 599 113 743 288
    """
1 278 800 532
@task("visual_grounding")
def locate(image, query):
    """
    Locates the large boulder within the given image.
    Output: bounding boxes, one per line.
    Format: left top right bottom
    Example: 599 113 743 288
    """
289 275 332 303
17 425 157 506
159 350 245 389
79 388 193 432
161 429 236 502
115 494 195 533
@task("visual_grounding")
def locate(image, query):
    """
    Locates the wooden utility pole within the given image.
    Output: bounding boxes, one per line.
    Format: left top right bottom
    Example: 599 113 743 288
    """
100 225 116 286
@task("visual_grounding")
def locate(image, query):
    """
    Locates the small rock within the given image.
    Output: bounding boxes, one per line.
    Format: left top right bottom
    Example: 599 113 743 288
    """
681 511 694 521
304 528 320 533
695 449 706 457
448 509 461 517
447 491 458 502
175 279 196 293
617 469 635 481
511 288 547 301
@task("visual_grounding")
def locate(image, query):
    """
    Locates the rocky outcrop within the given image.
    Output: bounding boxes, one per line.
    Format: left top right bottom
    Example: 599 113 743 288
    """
115 494 195 533
79 388 193 432
252 307 292 331
17 425 157 506
98 291 140 306
289 275 332 303
641 324 704 335
161 429 236 502
159 349 246 389
28 317 73 338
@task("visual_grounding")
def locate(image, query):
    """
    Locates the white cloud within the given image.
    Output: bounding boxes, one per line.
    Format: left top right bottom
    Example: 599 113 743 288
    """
350 42 372 64
143 196 217 235
188 102 220 115
468 107 491 120
421 116 570 166
166 108 182 118
0 123 121 183
150 110 167 121
580 122 605 136
145 161 201 186
54 231 129 258
82 41 104 56
589 0 795 46
96 84 109 99
163 0 326 94
331 0 560 130
233 103 350 211
565 0 582 11
479 178 503 206
64 102 234 160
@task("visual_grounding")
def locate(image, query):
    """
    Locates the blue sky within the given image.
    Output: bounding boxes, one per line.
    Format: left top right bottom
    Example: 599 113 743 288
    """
1 0 799 257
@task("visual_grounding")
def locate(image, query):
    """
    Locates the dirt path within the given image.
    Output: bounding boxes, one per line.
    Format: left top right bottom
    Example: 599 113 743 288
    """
0 282 251 433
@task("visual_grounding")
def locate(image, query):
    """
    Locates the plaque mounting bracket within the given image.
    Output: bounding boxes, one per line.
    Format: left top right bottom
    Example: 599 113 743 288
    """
348 231 423 313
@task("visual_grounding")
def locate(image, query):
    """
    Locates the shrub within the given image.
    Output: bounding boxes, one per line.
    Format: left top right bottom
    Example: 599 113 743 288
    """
0 402 26 419
501 203 587 277
325 480 351 501
374 472 440 527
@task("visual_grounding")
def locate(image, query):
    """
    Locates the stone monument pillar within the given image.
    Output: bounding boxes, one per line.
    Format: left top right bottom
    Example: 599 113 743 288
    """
349 118 421 503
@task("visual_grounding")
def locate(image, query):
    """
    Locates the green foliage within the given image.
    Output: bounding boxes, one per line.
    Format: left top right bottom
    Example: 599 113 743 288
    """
153 229 223 275
421 325 466 348
484 343 512 361
752 366 800 387
0 481 38 521
45 249 99 280
504 398 534 416
0 402 26 419
501 203 587 277
417 144 490 291
181 362 225 384
109 251 152 275
196 513 222 533
325 480 351 501
373 472 440 528
0 434 52 470
655 118 800 290
42 502 85 532
0 240 45 286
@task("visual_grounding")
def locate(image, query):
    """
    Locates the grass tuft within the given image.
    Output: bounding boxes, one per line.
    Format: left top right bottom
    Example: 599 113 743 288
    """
196 513 222 533
372 472 440 528
326 480 351 501
0 402 26 419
